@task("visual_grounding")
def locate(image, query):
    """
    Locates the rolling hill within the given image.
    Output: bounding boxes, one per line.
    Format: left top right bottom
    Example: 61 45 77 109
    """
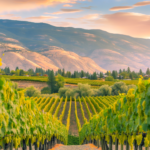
0 19 150 72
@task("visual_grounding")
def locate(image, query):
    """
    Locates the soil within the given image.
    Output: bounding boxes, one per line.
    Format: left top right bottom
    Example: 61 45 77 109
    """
13 81 78 91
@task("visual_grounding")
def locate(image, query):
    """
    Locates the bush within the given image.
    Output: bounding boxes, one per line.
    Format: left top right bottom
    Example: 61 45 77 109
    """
105 76 114 81
97 85 112 96
58 87 69 98
24 86 41 97
41 87 51 94
111 82 128 95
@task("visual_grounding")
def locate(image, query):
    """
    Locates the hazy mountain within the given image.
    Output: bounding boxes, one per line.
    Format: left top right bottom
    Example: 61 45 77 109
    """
0 19 150 72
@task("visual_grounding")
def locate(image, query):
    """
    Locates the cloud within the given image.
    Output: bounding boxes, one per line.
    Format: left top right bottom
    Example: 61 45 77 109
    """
25 16 58 20
109 6 134 11
0 14 21 20
81 6 92 9
63 4 73 7
91 12 150 38
51 9 82 15
0 0 83 13
67 14 100 20
110 1 150 11
134 1 150 7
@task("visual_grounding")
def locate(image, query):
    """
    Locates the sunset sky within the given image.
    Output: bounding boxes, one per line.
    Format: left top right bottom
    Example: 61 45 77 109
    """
0 0 150 39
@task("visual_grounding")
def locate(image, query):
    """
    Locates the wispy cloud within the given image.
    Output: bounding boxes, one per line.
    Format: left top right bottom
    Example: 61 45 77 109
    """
51 9 82 15
0 14 21 20
67 14 100 20
110 6 134 11
0 0 84 13
81 6 92 9
63 4 73 7
26 16 58 20
110 0 150 11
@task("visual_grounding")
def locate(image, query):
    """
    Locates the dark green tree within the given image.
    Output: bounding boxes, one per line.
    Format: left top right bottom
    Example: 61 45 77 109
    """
81 70 85 78
100 72 103 78
47 70 57 93
19 69 24 76
146 68 150 75
15 67 19 71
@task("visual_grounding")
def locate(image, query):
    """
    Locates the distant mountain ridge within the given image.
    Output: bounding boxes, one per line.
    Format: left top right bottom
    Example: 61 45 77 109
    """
0 19 150 72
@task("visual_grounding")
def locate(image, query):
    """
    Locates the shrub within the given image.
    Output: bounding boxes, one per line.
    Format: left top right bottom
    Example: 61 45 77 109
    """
105 76 114 81
97 84 112 96
24 85 41 97
41 87 51 94
111 82 128 95
58 87 69 98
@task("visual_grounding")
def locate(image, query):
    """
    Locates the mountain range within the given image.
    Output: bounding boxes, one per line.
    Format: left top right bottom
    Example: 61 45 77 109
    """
0 19 150 73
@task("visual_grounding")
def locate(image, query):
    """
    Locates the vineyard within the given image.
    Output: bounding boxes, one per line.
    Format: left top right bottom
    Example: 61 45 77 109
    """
1 75 150 150
30 95 122 136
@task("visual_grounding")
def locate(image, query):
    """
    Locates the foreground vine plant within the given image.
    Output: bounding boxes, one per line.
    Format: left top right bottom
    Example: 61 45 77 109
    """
79 77 150 150
0 73 68 148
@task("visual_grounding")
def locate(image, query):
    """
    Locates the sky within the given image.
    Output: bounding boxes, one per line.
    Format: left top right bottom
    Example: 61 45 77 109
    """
0 0 150 39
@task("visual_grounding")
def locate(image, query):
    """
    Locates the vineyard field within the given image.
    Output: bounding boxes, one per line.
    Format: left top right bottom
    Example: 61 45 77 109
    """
0 75 141 87
30 96 122 136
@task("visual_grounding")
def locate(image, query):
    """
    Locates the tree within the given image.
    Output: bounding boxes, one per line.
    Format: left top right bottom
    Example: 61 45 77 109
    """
127 67 131 73
10 70 16 75
15 67 19 71
81 70 85 78
15 69 20 76
112 70 118 79
129 72 133 80
146 68 150 75
92 72 97 80
56 74 64 89
139 69 143 75
119 69 122 74
58 69 62 75
62 68 65 77
19 69 24 76
100 72 103 78
47 70 57 93
28 68 34 75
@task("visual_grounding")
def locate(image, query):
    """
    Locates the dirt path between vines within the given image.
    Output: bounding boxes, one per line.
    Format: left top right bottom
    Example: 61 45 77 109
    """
50 144 101 150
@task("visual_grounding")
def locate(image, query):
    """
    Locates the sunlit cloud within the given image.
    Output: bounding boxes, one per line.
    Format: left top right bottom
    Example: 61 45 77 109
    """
110 1 150 11
0 0 83 13
90 12 150 38
110 6 134 11
67 14 100 20
0 14 21 20
51 9 82 15
63 4 73 7
134 1 150 7
26 16 58 20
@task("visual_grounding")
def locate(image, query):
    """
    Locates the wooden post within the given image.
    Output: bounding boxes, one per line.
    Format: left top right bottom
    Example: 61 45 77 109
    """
39 142 42 150
29 139 32 150
126 137 129 150
134 139 138 150
23 139 27 150
109 135 112 150
10 140 13 150
34 139 37 150
115 137 118 150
